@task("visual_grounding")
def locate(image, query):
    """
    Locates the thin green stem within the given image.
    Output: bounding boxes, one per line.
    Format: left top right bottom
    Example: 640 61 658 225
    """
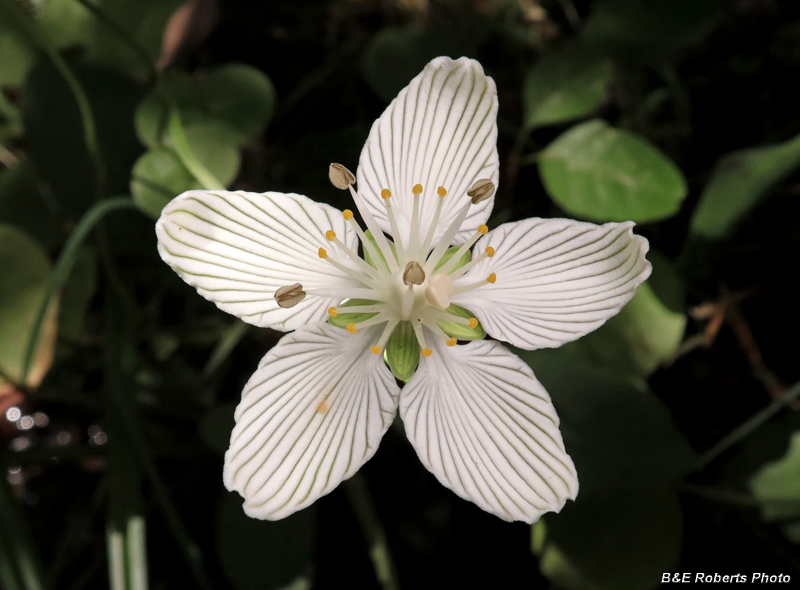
343 474 400 590
699 379 800 467
168 110 224 190
21 198 137 385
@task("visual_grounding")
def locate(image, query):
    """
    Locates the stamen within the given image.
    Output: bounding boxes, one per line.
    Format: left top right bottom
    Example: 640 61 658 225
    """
329 163 356 189
275 283 306 308
419 186 448 260
409 184 423 259
448 246 496 281
469 317 479 328
321 252 380 288
424 200 473 274
328 307 337 316
347 323 357 334
422 348 433 357
412 321 428 352
371 345 382 355
348 185 399 272
371 319 399 355
343 213 387 272
425 273 453 310
318 247 327 258
326 230 336 241
451 274 497 295
403 261 425 286
447 337 457 346
381 189 406 265
467 178 495 204
331 235 381 278
435 225 490 276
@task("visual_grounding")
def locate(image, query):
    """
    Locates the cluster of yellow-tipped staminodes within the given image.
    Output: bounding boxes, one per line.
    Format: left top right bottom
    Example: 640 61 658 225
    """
278 164 498 365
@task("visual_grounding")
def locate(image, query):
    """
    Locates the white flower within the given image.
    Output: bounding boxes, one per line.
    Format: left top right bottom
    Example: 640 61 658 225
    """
156 57 651 523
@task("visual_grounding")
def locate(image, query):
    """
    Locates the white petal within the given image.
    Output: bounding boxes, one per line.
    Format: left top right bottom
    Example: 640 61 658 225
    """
156 190 359 332
452 218 651 350
224 322 400 520
400 337 578 523
357 57 499 248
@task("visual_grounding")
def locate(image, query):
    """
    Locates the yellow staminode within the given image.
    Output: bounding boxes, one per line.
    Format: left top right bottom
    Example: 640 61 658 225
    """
487 273 496 284
421 348 433 357
468 318 478 329
343 209 353 220
479 225 488 235
413 184 423 194
381 189 391 199
486 246 495 257
318 247 327 258
446 337 457 347
327 307 337 317
371 345 382 355
437 186 447 197
326 230 336 241
347 323 357 334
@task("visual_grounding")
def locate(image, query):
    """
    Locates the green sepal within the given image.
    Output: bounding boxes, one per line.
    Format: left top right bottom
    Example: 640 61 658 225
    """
437 304 486 341
385 321 419 382
363 230 397 270
327 299 379 328
434 246 471 274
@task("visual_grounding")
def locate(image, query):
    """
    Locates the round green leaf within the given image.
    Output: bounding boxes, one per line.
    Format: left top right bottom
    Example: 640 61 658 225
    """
178 120 242 186
217 492 315 590
539 119 687 222
749 431 800 521
201 63 277 140
130 148 196 218
558 252 687 379
360 27 474 103
524 48 614 129
542 487 683 590
519 350 696 492
0 225 57 391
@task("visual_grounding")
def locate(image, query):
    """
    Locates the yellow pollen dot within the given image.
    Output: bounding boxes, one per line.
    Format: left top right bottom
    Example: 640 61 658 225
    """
343 209 353 220
487 273 497 284
381 189 391 199
326 230 336 241
319 247 327 258
468 318 478 329
446 337 457 347
347 323 357 334
371 345 382 355
485 246 495 257
422 348 433 357
328 307 337 317
437 186 447 197
413 184 423 194
479 225 489 235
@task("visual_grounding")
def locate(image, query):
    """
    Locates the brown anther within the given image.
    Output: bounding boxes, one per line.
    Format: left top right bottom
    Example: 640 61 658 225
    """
275 283 306 308
467 179 495 204
329 163 356 190
403 261 426 286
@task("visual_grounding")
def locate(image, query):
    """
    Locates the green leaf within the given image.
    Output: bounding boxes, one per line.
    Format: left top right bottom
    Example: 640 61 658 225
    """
0 160 66 249
171 119 241 187
520 350 696 492
436 304 486 341
21 59 143 216
385 320 419 382
523 48 614 129
749 431 800 521
131 148 196 218
558 252 686 379
690 132 800 238
360 26 475 103
541 487 683 590
539 119 687 223
217 492 315 590
0 28 34 87
201 63 277 140
135 64 276 148
0 225 57 391
582 0 719 57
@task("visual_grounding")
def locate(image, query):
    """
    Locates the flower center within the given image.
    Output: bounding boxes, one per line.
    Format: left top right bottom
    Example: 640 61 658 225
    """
280 166 498 362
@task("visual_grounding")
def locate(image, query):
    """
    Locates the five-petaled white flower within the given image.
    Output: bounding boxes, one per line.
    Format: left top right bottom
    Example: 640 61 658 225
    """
156 57 651 523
